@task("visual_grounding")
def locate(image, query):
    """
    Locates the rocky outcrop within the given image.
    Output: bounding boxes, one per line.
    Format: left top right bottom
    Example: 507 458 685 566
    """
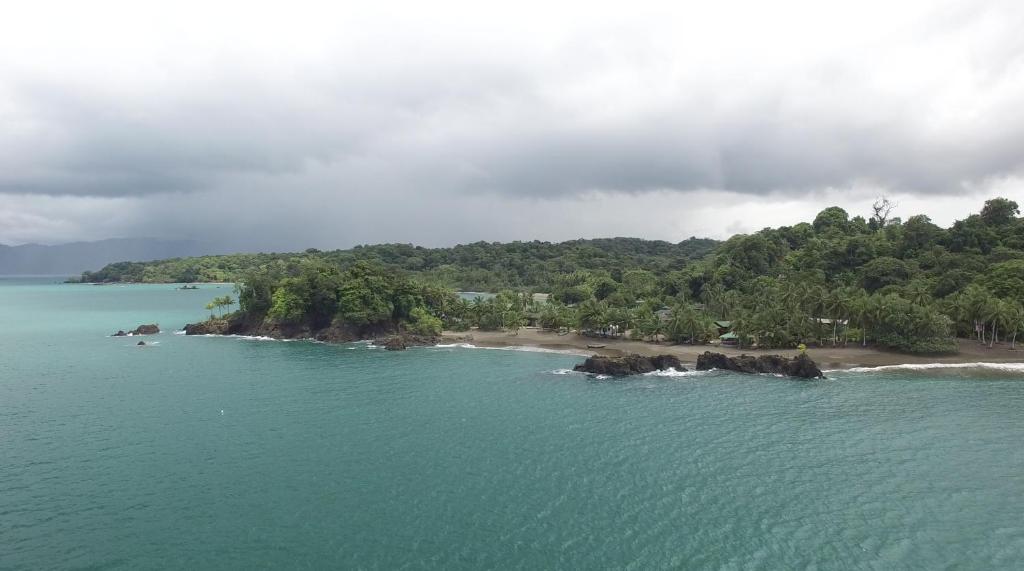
181 316 440 349
573 354 685 376
183 319 232 335
112 324 160 336
376 334 441 351
695 351 823 379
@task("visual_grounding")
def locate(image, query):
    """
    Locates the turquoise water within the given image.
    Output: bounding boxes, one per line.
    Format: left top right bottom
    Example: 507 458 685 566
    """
2 278 1024 569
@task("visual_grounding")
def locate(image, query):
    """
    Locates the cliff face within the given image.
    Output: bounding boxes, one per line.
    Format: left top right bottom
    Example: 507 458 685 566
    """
183 314 394 344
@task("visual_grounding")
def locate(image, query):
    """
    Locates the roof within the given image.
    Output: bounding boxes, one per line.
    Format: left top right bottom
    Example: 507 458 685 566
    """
813 318 849 325
719 332 738 340
531 293 550 303
714 320 732 328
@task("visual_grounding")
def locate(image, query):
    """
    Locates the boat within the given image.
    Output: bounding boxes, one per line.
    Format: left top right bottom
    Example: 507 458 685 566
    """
587 344 606 349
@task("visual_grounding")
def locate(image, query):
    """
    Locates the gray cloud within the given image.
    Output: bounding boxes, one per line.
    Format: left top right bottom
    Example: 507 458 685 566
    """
0 0 1022 247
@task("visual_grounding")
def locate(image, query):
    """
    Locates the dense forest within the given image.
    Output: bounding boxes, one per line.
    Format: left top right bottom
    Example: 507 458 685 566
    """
210 261 455 339
447 198 1023 354
77 237 719 291
117 198 1024 355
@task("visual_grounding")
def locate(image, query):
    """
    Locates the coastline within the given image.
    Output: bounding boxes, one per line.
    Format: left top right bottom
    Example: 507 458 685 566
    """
443 328 1024 370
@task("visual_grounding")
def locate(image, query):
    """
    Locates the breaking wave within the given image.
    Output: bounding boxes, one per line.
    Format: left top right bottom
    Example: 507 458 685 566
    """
834 362 1024 374
432 343 590 356
642 368 711 377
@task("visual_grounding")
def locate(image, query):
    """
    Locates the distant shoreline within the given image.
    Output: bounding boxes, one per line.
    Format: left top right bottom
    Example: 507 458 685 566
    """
68 281 236 286
444 328 1024 370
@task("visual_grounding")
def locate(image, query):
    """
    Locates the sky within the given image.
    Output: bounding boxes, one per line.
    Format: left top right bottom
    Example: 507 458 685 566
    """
1 0 1023 251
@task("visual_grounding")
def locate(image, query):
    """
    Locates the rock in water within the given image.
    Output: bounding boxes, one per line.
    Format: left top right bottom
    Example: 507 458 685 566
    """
131 324 160 335
137 341 146 346
381 336 407 351
183 320 231 335
375 334 440 351
573 354 685 376
695 351 823 379
112 330 127 337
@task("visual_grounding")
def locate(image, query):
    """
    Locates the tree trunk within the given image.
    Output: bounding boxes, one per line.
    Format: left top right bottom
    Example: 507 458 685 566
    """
990 322 996 348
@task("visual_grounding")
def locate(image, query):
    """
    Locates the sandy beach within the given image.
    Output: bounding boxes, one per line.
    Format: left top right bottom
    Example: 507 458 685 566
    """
443 327 1024 369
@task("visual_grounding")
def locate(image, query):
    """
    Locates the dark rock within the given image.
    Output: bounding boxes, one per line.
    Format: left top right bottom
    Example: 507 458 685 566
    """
131 324 160 335
376 334 440 351
183 319 231 335
695 351 823 379
573 354 685 376
112 330 127 337
137 341 146 346
381 336 406 351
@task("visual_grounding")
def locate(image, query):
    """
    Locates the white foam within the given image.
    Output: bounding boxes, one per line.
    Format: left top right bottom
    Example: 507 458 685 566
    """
433 342 590 356
642 367 709 377
174 330 186 335
834 362 1024 374
550 368 583 375
192 333 308 343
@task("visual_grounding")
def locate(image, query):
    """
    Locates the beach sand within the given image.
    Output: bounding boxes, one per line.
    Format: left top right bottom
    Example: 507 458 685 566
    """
443 328 1024 369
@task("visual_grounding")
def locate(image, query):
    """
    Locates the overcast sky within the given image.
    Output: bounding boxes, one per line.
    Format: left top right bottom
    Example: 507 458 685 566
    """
1 0 1023 250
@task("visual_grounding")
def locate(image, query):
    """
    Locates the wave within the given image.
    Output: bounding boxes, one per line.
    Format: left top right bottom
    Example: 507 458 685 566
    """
551 367 711 378
642 367 710 377
432 342 590 356
190 333 315 343
834 362 1024 374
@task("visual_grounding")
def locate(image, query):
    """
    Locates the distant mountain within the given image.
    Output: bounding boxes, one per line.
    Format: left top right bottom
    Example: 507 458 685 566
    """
0 238 221 276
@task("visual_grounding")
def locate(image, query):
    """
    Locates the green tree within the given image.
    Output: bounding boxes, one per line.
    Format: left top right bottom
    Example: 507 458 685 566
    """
980 197 1020 226
408 307 443 336
503 309 525 335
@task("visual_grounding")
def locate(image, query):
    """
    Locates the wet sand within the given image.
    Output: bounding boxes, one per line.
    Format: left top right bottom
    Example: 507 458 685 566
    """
442 328 1024 369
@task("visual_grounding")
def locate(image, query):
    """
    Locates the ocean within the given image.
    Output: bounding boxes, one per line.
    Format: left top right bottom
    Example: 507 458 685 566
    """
2 278 1023 569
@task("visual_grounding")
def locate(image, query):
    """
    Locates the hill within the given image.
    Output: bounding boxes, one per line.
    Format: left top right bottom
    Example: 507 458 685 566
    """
75 237 721 290
0 238 218 276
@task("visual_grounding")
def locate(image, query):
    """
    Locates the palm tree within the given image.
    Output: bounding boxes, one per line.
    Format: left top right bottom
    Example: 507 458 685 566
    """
964 286 994 344
848 291 866 347
1008 304 1024 350
503 309 524 335
576 299 607 334
984 300 1011 348
905 282 932 307
825 289 853 346
635 311 663 342
700 282 725 316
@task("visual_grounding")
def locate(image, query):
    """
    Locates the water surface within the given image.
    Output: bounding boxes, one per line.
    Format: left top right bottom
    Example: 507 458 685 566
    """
2 278 1023 569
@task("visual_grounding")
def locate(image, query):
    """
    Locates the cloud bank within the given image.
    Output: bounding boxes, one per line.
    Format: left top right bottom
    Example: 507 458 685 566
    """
1 0 1022 248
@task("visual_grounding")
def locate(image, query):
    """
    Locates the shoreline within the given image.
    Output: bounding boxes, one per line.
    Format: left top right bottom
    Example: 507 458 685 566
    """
443 328 1024 370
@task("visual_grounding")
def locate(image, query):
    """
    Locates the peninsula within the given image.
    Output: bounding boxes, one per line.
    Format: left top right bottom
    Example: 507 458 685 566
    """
155 198 1024 367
